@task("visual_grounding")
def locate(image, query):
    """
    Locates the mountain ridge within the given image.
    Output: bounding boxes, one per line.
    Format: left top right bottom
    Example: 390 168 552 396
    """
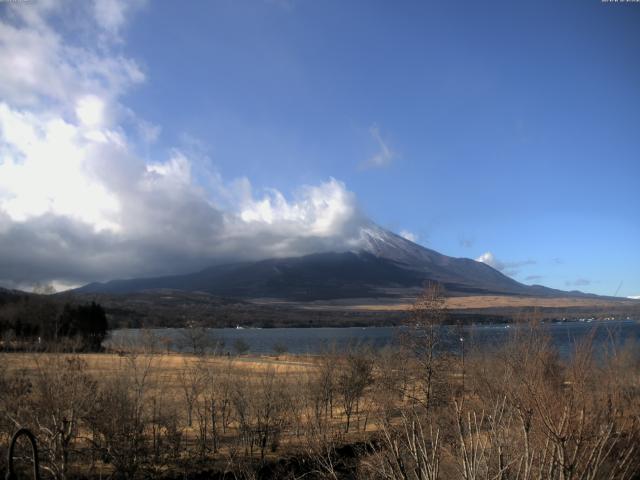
74 224 604 301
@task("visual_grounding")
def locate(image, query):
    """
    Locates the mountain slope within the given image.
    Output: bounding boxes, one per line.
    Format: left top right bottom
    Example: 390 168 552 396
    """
357 225 536 295
75 225 593 300
77 251 424 300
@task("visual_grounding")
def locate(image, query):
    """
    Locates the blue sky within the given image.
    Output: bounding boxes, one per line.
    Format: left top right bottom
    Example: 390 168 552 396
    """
0 0 638 296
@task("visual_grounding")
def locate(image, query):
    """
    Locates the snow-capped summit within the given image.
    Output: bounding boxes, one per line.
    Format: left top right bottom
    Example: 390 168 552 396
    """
356 223 443 266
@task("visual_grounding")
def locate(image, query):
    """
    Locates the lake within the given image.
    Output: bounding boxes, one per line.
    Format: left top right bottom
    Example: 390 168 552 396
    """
106 318 640 358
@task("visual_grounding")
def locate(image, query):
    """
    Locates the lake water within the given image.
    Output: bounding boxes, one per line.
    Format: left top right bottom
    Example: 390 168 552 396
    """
106 318 640 358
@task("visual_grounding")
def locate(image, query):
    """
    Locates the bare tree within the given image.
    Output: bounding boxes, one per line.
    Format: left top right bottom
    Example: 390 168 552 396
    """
230 367 290 461
404 282 448 411
308 353 336 427
336 348 373 433
233 338 250 356
273 342 288 357
86 352 155 479
364 407 441 480
178 325 210 355
194 358 226 455
178 358 206 428
252 367 290 460
22 356 95 480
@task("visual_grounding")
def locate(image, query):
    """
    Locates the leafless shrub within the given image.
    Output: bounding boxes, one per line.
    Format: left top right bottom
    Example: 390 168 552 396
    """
177 325 216 355
372 346 411 423
458 319 640 480
303 418 345 480
0 363 33 475
192 356 232 456
336 347 374 433
26 356 96 480
149 394 182 465
231 367 291 461
233 338 251 356
362 407 441 480
86 353 155 479
178 358 206 428
309 351 337 427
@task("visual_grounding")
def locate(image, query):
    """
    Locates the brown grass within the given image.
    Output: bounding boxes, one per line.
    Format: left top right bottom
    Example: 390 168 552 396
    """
1 351 317 379
348 295 637 311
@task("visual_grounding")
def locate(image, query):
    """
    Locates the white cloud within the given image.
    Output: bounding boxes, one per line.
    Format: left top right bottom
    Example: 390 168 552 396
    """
399 230 418 243
476 251 536 277
0 103 121 232
239 179 357 236
0 3 144 108
93 0 148 39
146 151 193 185
94 0 127 34
0 0 374 289
75 95 106 127
476 252 500 269
628 295 640 300
361 124 396 169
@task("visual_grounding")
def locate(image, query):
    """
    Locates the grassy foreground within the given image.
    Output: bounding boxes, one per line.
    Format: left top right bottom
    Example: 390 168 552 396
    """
1 320 639 479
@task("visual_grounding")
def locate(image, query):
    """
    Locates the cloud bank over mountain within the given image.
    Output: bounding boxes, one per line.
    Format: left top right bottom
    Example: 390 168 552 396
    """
475 252 536 277
0 1 370 289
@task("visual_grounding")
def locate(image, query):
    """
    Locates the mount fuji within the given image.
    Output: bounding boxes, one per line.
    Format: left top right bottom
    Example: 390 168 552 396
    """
75 224 589 301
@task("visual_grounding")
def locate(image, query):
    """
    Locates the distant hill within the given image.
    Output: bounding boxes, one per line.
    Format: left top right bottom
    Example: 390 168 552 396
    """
75 224 603 301
0 287 30 305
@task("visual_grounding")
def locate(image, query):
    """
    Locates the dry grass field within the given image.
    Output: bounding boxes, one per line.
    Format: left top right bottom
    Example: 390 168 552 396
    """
0 351 318 387
2 347 413 479
347 295 639 311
